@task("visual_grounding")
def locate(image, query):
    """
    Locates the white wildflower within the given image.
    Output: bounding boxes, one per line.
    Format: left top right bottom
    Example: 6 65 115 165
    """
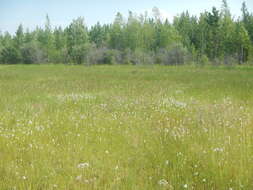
77 162 89 169
176 152 183 156
163 98 187 109
158 179 169 186
56 93 96 102
213 147 224 152
76 175 82 181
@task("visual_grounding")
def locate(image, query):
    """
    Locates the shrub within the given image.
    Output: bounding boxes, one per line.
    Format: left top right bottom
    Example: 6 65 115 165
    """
223 55 238 65
70 43 91 64
87 46 107 65
21 42 46 64
130 50 154 65
87 46 120 65
156 43 189 65
0 45 22 64
196 54 210 66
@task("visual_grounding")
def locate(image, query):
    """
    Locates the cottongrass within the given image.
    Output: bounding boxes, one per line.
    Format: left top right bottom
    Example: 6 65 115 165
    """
158 179 169 186
213 147 224 152
77 163 89 169
160 97 187 109
1 65 253 190
76 175 82 181
55 93 96 102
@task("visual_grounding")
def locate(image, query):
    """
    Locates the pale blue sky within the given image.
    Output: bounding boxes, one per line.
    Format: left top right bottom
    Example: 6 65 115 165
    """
1 0 252 34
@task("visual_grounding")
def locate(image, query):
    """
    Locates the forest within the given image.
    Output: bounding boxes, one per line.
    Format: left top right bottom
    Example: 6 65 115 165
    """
0 0 253 65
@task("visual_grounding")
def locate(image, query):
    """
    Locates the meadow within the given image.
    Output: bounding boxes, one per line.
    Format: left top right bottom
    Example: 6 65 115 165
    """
0 64 253 190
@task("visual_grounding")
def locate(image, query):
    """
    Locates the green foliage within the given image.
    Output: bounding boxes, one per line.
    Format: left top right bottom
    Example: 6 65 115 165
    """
70 43 90 64
1 1 253 65
89 22 109 47
14 24 24 48
21 41 46 64
234 22 251 64
173 11 198 49
108 12 125 50
197 54 210 65
241 1 253 42
66 17 89 64
0 45 22 64
156 43 190 65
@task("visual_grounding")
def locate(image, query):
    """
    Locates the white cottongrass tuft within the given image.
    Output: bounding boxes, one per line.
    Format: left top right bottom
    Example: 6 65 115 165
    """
76 175 82 181
158 179 169 186
77 162 89 169
53 184 58 188
56 93 96 102
161 98 187 109
213 147 224 152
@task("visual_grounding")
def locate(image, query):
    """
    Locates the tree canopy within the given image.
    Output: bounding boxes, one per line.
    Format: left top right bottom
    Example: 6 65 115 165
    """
0 0 253 65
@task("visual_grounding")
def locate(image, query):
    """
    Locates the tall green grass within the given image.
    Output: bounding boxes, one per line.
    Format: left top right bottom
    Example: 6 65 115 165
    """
0 65 253 189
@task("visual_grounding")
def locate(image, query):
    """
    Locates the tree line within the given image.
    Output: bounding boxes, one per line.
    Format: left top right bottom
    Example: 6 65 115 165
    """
0 0 253 65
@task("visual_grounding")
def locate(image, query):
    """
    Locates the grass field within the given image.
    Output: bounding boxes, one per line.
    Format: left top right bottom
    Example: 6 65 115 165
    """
1 64 253 190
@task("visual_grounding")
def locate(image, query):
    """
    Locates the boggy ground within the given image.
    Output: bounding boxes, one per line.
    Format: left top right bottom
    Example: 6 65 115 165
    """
0 64 253 190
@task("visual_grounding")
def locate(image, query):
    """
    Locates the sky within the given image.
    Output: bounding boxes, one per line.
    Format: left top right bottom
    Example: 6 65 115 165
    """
0 0 253 34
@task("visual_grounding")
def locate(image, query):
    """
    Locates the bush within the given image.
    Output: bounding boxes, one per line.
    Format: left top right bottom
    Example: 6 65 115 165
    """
0 47 2 64
156 43 189 65
21 42 46 64
87 46 107 65
87 46 120 65
196 54 210 66
70 43 91 64
120 49 154 65
102 49 116 64
223 55 238 65
0 45 22 64
87 47 156 65
130 50 154 65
